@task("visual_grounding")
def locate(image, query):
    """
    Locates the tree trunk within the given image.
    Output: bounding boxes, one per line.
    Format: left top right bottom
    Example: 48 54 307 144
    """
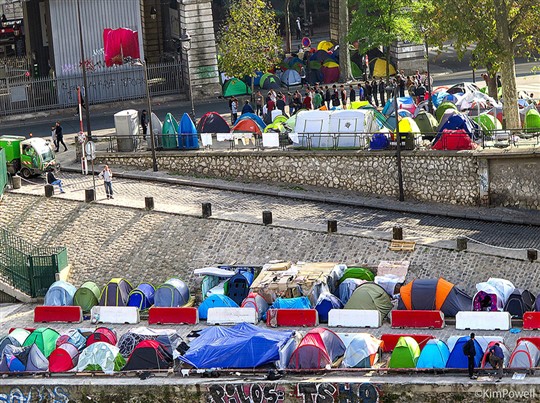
385 46 391 84
500 55 520 130
338 0 352 82
285 0 292 54
486 73 498 101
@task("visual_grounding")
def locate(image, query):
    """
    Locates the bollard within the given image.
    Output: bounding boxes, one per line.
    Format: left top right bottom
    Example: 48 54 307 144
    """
392 227 403 240
145 197 154 211
527 249 538 263
202 202 212 218
262 210 272 225
44 184 54 198
456 237 468 251
12 175 21 190
85 188 95 203
327 220 337 233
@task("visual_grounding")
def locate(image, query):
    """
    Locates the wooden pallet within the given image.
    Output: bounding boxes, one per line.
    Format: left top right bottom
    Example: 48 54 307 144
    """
389 240 416 251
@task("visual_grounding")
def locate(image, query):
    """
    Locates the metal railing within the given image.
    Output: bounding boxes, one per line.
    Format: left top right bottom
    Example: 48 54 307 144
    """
0 227 68 297
0 61 184 116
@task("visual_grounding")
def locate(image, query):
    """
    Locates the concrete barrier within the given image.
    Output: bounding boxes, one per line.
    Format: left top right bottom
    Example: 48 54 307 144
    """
328 309 382 328
456 311 511 330
90 306 140 324
207 307 257 325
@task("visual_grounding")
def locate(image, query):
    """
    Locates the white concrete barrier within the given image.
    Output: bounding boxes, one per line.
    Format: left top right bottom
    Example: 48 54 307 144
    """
207 307 258 325
328 309 382 328
90 306 140 324
456 311 511 331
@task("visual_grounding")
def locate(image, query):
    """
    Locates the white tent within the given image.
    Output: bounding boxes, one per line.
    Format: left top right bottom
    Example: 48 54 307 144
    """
76 342 125 374
293 110 331 148
509 341 540 368
341 333 382 368
328 110 378 148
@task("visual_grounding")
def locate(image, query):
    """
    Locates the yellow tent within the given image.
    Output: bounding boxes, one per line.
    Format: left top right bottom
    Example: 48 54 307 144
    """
398 117 421 133
351 100 370 109
372 58 396 78
317 41 334 51
322 60 339 68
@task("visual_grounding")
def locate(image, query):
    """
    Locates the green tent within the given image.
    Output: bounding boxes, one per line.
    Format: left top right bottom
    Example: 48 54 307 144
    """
73 281 101 312
264 121 285 133
162 113 179 149
351 61 363 79
222 77 251 97
339 267 374 283
525 109 540 133
389 336 421 368
23 327 59 358
435 102 458 122
344 282 393 319
472 114 502 137
309 60 322 70
414 111 438 138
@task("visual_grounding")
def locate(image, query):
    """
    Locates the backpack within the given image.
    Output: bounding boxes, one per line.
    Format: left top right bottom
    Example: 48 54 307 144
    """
462 340 473 356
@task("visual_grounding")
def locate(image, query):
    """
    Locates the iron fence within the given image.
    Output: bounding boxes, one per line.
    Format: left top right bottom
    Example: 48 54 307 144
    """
0 62 184 116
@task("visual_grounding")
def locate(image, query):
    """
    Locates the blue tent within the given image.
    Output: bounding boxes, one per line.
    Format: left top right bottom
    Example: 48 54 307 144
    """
198 294 238 320
44 281 77 306
435 113 477 139
226 272 252 306
446 336 483 368
234 112 266 129
177 113 199 150
264 296 311 320
127 283 155 310
315 294 343 323
416 339 450 369
281 69 302 88
178 323 292 368
154 278 190 308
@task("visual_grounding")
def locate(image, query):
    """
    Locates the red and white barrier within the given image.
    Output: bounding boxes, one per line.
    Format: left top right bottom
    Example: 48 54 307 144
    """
266 309 319 327
328 309 382 328
148 307 199 325
523 312 540 330
34 306 82 323
391 310 445 329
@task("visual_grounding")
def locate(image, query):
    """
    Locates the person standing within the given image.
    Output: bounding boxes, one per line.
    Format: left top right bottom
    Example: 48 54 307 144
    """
230 97 238 124
378 79 386 106
295 17 302 40
302 91 312 110
325 86 331 109
255 90 264 116
365 81 372 105
349 85 356 105
488 343 504 381
313 89 323 109
463 333 477 379
99 165 114 199
358 83 365 101
54 121 67 152
140 109 148 140
340 85 347 108
371 80 379 107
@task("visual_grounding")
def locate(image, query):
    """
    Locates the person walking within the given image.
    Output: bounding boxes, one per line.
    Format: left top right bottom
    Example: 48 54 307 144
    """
230 97 238 124
255 90 264 116
463 333 477 379
99 165 114 199
488 343 504 381
46 168 65 193
295 17 302 40
140 109 148 140
53 121 67 152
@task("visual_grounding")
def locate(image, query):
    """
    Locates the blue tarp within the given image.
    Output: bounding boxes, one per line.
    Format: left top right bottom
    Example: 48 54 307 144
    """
417 339 450 368
198 294 238 320
315 294 343 323
44 281 77 306
264 296 311 320
178 323 292 369
446 336 483 368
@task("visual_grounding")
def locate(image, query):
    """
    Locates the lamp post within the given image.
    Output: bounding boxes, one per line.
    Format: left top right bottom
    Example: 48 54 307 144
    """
76 0 92 141
420 26 433 115
387 83 405 202
138 61 158 172
180 29 195 121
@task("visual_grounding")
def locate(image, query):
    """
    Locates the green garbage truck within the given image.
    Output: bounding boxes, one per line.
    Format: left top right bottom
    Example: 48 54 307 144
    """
0 135 58 179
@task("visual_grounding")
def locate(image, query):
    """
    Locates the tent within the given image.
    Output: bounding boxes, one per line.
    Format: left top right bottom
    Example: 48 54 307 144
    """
76 342 126 373
345 282 393 319
161 112 179 149
432 129 477 151
127 283 155 310
480 341 510 369
123 340 173 371
280 69 302 88
226 272 252 306
198 294 238 320
312 49 333 63
179 323 292 369
389 336 421 368
447 82 481 95
505 289 535 319
86 327 118 347
524 109 540 133
321 63 339 84
398 117 421 135
44 280 76 306
473 290 501 311
446 336 483 368
232 118 263 135
0 344 48 372
293 110 330 147
0 335 21 354
241 292 269 320
56 329 87 351
117 327 181 358
414 111 438 138
472 113 502 136
436 113 477 138
270 296 311 310
288 328 345 369
341 333 382 368
340 267 374 283
154 278 190 307
197 112 231 134
351 62 363 79
23 327 59 358
7 328 30 346
177 113 199 150
317 40 334 51
435 102 459 122
338 278 366 305
370 58 396 78
222 77 251 97
99 278 132 307
260 73 281 90
234 112 266 130
315 293 343 323
73 281 101 312
327 110 379 147
416 339 450 369
398 278 472 317
49 343 79 372
509 340 540 368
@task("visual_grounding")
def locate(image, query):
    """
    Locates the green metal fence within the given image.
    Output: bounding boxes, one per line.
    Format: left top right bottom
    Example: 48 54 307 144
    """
0 227 68 297
0 148 7 197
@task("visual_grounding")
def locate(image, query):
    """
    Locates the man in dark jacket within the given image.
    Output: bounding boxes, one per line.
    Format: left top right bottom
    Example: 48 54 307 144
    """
241 100 254 115
325 86 331 109
488 343 504 380
463 333 477 379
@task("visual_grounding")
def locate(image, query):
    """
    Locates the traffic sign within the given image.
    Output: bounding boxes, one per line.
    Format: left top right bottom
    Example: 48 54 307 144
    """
78 131 86 144
85 141 95 160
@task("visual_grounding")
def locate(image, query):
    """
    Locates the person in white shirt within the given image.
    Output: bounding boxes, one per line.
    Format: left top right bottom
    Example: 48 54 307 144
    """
98 165 114 199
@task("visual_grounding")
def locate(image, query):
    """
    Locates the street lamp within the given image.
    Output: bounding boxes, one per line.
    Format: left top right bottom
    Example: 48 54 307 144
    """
180 28 195 120
420 26 433 115
386 83 405 202
76 0 92 141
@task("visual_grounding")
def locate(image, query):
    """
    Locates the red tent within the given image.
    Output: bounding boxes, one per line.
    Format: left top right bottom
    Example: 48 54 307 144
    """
49 343 79 372
432 129 477 150
321 66 339 84
123 340 173 371
232 119 262 135
196 112 230 134
287 327 345 369
86 327 117 347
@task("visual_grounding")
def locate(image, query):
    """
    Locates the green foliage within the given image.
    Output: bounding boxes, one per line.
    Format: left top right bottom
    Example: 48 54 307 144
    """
217 0 282 79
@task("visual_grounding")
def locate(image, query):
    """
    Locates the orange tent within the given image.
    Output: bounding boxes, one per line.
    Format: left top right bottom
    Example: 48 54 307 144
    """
232 119 262 135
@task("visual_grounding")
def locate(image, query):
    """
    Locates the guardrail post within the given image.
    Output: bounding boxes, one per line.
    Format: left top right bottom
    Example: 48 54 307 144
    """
202 203 212 218
145 197 154 211
456 237 468 251
392 227 403 240
327 220 337 233
528 249 538 262
262 211 272 225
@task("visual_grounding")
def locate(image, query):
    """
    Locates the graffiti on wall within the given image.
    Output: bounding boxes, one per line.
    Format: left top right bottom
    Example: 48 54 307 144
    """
208 384 285 403
0 386 70 403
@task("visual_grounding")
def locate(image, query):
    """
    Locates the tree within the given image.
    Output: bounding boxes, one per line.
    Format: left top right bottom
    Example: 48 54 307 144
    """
348 0 424 82
217 0 282 96
338 0 352 82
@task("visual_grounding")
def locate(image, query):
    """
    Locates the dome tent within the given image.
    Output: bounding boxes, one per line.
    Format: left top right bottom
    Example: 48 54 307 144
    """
49 343 80 372
154 278 190 307
416 339 450 369
73 281 101 312
389 336 421 368
127 283 155 310
259 73 281 90
0 344 48 372
446 336 482 368
23 327 59 358
99 278 133 307
222 77 251 97
196 112 230 134
76 342 126 373
198 294 238 320
123 340 173 371
288 328 345 369
56 329 87 351
44 280 76 306
344 282 393 319
342 333 382 368
241 292 269 321
86 327 118 347
177 113 199 150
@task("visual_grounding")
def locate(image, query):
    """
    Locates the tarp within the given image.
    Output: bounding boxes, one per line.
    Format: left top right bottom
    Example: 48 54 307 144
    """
342 333 382 368
389 336 421 368
222 78 251 97
23 328 59 358
127 283 155 310
398 278 472 317
117 327 181 358
154 278 190 308
198 294 238 320
99 278 133 307
49 343 79 372
288 328 345 369
241 292 269 320
446 336 482 368
505 289 535 319
179 323 292 368
197 112 231 134
416 339 450 369
509 340 540 368
73 281 101 312
123 340 173 371
345 282 393 319
315 293 343 323
44 280 76 306
76 342 126 373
